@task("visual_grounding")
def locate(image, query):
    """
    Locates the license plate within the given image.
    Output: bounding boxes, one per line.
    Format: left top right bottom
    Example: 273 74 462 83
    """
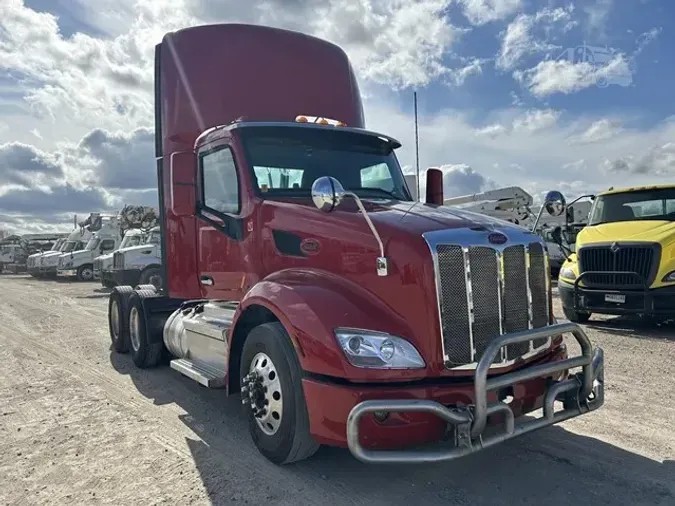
605 293 626 304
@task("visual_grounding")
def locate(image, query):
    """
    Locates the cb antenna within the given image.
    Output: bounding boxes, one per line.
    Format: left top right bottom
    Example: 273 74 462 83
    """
414 91 420 201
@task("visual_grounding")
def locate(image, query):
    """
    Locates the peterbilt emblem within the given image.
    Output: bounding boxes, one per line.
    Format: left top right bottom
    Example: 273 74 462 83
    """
610 242 620 253
487 232 508 245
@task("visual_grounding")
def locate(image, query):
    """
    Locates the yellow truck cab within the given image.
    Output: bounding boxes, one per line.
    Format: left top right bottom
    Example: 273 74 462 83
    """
558 183 675 322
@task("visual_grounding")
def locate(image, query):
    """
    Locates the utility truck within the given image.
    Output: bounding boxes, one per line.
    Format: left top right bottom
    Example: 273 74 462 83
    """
57 213 120 281
107 23 604 465
95 228 146 287
41 217 97 277
1 234 66 274
27 238 66 276
110 225 163 289
94 206 158 287
558 183 675 321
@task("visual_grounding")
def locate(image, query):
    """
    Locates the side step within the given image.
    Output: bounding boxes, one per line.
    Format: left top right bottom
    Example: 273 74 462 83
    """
170 358 226 388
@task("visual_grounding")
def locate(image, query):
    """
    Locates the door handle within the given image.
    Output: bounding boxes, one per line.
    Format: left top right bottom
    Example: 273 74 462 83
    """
200 275 214 286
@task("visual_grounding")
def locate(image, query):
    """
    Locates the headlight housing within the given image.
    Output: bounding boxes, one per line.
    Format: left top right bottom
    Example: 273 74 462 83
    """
559 266 576 280
663 270 675 283
334 328 425 369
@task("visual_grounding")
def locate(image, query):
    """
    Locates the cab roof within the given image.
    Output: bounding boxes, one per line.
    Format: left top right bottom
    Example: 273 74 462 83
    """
598 182 675 196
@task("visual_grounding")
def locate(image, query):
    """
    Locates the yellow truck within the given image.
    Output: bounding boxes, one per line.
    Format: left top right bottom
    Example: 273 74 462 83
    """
558 183 675 322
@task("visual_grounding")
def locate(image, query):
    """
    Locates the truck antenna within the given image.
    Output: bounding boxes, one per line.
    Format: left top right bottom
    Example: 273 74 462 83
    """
414 91 420 201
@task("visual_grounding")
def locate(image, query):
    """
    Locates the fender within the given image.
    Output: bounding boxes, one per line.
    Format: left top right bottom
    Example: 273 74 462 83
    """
231 268 431 383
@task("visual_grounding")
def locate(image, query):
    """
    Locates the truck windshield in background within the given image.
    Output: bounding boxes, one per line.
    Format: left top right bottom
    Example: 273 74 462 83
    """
238 126 412 202
62 241 77 253
85 238 101 250
588 188 675 225
145 231 161 245
120 234 142 249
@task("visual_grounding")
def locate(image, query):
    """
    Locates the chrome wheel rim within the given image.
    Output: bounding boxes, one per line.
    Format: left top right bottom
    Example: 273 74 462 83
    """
247 352 283 436
129 306 141 352
81 267 93 280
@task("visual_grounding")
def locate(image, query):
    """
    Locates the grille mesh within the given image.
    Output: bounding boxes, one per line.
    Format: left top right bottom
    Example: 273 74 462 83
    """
579 245 657 287
436 241 550 368
437 245 472 365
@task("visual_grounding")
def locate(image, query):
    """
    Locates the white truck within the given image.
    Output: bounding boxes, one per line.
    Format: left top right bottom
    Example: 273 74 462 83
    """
95 228 146 288
27 238 66 276
110 225 163 289
57 213 122 281
41 228 93 277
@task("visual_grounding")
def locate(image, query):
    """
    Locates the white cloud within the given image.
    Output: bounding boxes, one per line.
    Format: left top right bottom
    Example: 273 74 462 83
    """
496 6 576 71
514 53 632 97
458 0 522 26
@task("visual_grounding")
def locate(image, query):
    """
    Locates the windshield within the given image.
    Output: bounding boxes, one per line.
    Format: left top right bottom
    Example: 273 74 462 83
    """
589 188 675 225
120 234 143 249
51 240 62 251
85 238 101 250
62 241 76 252
146 231 161 245
238 126 412 201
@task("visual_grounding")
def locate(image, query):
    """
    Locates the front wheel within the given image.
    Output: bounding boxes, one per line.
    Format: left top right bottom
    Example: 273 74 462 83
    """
77 264 94 281
240 322 319 465
563 305 592 323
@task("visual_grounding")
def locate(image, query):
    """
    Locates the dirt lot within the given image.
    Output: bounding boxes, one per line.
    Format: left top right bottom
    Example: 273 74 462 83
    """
0 275 673 505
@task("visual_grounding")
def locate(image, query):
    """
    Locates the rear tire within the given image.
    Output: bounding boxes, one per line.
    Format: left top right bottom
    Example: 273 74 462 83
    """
108 286 134 353
563 305 592 323
240 322 319 465
128 289 164 368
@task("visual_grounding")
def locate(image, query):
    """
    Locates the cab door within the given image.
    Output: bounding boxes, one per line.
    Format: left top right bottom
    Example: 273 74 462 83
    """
195 143 246 300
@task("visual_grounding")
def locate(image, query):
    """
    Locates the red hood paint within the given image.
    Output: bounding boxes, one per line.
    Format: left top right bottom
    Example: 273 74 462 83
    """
257 198 533 376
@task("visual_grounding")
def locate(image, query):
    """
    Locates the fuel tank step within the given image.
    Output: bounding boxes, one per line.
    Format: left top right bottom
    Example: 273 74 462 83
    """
170 358 227 388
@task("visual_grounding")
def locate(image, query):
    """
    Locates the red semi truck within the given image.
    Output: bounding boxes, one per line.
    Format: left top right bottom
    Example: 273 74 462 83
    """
108 23 605 465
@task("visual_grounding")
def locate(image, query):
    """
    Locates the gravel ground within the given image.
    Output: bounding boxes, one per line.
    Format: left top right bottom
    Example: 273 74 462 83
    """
0 275 673 506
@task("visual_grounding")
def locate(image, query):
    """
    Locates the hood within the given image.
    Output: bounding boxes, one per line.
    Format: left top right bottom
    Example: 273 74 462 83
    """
41 251 64 258
578 220 675 246
68 249 95 259
96 252 115 261
118 244 158 255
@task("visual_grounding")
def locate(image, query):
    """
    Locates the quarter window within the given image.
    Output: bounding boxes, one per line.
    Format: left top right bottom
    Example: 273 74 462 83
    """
100 239 116 251
201 147 239 214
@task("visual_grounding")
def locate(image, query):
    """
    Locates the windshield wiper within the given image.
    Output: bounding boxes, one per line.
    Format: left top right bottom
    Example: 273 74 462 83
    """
351 187 404 200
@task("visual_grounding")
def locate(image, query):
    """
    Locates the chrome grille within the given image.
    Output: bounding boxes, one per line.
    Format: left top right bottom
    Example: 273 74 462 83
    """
578 244 659 287
94 258 102 272
433 237 551 369
113 252 124 269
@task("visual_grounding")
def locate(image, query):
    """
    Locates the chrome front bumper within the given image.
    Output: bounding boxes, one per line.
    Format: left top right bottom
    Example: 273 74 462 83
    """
346 322 604 464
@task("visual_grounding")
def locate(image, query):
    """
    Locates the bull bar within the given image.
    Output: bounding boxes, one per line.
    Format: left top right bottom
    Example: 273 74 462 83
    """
346 322 604 464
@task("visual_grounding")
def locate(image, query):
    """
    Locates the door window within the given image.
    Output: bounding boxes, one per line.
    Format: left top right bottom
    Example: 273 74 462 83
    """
100 239 116 251
201 147 239 214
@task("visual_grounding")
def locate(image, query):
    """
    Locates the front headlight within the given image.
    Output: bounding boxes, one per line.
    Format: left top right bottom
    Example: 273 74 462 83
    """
559 266 577 280
334 328 425 369
663 270 675 283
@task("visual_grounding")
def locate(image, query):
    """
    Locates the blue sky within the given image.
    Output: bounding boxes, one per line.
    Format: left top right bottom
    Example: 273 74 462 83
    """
0 0 672 232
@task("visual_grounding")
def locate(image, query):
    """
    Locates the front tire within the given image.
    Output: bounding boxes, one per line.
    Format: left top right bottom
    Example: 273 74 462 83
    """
563 305 592 323
240 322 319 465
77 264 94 281
139 266 162 290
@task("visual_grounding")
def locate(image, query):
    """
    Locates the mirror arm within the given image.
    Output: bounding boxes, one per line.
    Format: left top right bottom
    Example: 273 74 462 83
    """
345 192 388 276
530 205 547 233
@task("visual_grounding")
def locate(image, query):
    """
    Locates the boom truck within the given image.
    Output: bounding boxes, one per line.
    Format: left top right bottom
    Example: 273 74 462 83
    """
110 225 163 289
95 229 146 287
107 23 604 465
40 220 94 277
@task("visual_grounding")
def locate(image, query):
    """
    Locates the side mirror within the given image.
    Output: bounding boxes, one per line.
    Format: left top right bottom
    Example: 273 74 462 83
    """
169 151 196 217
311 176 346 212
544 190 566 217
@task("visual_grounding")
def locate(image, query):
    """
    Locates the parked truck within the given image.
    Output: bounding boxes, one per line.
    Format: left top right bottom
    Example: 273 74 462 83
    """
107 23 604 465
95 228 146 287
27 238 67 276
57 213 121 281
558 183 675 322
40 221 94 278
110 225 163 289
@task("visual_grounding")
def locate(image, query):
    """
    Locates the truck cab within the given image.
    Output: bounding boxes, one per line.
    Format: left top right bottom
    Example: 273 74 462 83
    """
107 23 604 466
95 228 146 287
558 184 675 321
57 214 120 281
110 226 162 289
27 238 66 276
